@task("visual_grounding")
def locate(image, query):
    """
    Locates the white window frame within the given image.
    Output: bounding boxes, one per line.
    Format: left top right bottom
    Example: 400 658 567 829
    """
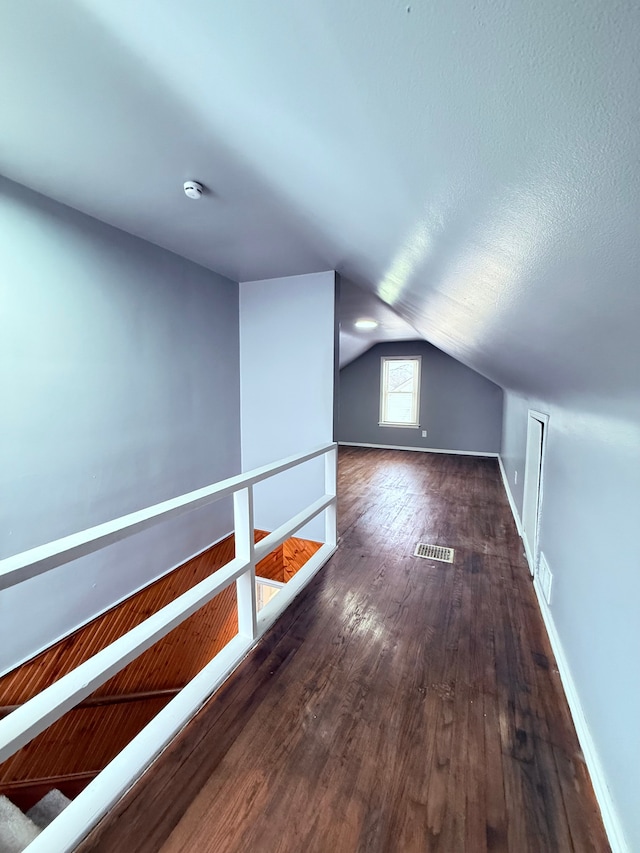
379 356 421 428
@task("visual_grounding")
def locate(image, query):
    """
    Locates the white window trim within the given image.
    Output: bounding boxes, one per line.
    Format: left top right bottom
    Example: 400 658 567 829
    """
379 355 421 428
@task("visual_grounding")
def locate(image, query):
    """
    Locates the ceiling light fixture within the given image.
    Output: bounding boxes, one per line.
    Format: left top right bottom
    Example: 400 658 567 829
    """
354 318 378 330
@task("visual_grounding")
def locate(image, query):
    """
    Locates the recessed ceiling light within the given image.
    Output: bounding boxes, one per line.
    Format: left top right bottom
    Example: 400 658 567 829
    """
354 318 378 330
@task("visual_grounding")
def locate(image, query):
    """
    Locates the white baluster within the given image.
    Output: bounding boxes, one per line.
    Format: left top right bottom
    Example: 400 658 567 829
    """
324 445 338 548
234 486 257 639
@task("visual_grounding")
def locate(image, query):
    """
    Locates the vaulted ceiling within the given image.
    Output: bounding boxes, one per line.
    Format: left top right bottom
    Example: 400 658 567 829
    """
2 0 639 411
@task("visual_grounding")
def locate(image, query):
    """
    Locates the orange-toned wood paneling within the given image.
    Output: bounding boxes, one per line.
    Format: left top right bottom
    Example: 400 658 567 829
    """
253 544 284 584
96 585 238 697
0 531 274 706
282 536 322 582
0 531 318 794
0 699 170 787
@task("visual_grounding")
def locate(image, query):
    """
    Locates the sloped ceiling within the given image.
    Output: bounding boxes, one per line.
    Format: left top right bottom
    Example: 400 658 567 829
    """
338 280 421 367
2 0 639 412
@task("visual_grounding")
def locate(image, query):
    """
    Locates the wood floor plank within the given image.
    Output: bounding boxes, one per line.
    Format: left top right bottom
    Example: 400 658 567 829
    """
77 447 610 853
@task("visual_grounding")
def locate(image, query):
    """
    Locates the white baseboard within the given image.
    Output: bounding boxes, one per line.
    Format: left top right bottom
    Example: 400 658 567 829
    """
338 441 499 458
499 454 628 851
532 581 630 853
497 454 523 536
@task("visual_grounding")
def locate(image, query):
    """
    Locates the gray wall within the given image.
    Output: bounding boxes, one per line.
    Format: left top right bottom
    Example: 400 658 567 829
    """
240 272 336 541
0 177 241 673
501 390 640 851
337 340 503 453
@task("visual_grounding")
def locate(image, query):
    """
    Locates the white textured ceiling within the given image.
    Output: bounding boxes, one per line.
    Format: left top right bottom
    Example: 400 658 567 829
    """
2 0 640 411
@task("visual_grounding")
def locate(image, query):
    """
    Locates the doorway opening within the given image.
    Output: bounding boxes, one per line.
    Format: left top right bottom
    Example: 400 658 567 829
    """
522 410 549 576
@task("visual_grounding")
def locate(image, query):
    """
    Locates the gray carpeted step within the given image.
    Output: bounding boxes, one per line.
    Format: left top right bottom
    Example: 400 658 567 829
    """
26 789 71 830
0 795 41 853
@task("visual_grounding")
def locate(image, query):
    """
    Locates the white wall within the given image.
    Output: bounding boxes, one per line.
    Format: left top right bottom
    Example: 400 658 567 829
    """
239 272 336 540
0 177 241 673
500 390 640 853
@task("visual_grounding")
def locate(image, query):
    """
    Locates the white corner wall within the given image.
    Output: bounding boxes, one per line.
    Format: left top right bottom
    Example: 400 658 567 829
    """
239 272 336 541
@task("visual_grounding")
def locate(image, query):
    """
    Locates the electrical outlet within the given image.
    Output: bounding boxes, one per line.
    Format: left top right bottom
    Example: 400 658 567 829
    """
421 430 427 438
514 470 518 485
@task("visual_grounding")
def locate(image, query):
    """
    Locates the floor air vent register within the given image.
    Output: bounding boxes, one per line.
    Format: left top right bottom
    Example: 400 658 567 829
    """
414 543 455 563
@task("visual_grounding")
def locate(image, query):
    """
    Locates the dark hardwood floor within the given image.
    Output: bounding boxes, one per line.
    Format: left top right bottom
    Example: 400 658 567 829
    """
77 447 609 852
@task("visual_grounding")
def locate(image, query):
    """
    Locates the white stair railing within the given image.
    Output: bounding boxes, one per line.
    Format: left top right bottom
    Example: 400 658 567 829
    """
0 442 338 853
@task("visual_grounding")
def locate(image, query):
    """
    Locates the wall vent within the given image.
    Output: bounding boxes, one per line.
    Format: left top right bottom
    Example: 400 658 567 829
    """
414 543 454 563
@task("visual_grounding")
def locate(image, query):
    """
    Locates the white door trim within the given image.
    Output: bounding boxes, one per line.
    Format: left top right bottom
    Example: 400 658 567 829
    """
522 409 549 575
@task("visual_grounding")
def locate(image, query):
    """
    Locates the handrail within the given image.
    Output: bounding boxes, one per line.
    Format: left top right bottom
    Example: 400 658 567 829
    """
0 442 334 590
0 555 247 762
0 443 339 779
21 543 338 853
254 494 334 562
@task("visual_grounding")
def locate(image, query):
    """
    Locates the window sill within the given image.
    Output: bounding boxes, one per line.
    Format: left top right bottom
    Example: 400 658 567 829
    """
378 423 420 429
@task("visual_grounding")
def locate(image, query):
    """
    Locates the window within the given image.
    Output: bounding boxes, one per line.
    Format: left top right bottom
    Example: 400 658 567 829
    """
379 356 421 427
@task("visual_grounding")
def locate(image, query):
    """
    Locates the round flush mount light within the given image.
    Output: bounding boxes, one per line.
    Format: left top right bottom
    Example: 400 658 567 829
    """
354 318 378 330
184 180 204 199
